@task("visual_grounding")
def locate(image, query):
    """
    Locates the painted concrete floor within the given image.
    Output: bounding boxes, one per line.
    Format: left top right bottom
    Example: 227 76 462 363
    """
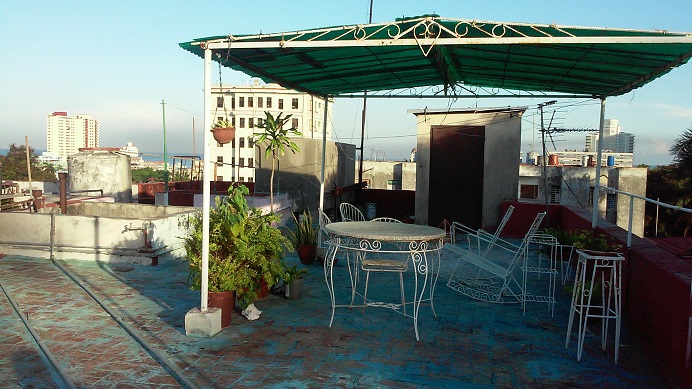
0 247 680 388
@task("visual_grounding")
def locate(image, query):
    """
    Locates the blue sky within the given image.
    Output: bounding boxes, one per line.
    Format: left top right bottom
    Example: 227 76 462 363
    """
1 1 690 165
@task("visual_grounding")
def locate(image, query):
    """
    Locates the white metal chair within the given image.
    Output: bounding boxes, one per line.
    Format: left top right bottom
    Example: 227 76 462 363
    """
339 202 365 222
522 232 559 316
445 212 546 304
317 208 332 251
371 217 402 223
451 205 514 255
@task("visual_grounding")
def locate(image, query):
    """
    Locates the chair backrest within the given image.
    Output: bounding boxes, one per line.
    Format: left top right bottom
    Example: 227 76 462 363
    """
339 203 365 222
317 208 332 249
371 217 402 223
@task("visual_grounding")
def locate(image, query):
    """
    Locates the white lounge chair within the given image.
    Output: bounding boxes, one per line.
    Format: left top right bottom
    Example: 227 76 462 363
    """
445 212 545 304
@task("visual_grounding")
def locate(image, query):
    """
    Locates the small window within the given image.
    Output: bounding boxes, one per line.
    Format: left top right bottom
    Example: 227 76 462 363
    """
520 184 539 200
239 177 245 182
266 97 272 108
258 118 263 127
231 97 235 109
239 118 245 128
216 96 224 108
291 118 298 129
607 193 617 210
231 117 236 127
249 138 254 148
239 97 244 107
216 156 223 166
550 185 561 204
216 176 223 181
217 142 223 148
239 137 245 148
249 118 254 128
247 177 254 183
239 158 245 167
248 97 253 108
258 97 263 108
588 187 595 206
278 99 284 109
248 158 253 168
292 98 298 109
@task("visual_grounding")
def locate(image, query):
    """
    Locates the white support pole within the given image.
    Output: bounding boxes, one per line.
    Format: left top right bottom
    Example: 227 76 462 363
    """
201 48 212 311
592 98 606 229
319 98 329 211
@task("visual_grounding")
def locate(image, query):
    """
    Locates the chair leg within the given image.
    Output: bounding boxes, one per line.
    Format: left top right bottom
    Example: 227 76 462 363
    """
363 271 370 313
399 272 406 316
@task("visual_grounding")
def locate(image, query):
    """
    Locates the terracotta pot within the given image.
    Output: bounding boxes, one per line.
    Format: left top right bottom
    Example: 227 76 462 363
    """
207 291 235 328
212 126 235 144
297 244 317 265
256 278 270 299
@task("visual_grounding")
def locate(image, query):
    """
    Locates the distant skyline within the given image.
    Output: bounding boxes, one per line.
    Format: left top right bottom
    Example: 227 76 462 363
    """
1 1 690 165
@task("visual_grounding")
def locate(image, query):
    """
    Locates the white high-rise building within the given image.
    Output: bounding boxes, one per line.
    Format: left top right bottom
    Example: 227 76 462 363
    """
584 119 634 153
46 111 99 159
209 80 333 183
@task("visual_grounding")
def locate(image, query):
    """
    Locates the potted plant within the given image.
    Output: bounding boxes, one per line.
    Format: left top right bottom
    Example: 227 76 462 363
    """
283 263 309 300
572 229 623 256
211 117 235 144
290 210 318 265
183 184 291 326
253 111 302 213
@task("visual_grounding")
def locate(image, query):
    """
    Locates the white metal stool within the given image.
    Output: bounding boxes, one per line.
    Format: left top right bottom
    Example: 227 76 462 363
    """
565 249 625 364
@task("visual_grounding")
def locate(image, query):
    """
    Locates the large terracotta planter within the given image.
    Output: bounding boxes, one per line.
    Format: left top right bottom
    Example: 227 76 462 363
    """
207 291 235 328
297 244 317 265
211 126 235 144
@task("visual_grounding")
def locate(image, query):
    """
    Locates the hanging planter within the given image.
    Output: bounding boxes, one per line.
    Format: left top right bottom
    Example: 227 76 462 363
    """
212 119 235 144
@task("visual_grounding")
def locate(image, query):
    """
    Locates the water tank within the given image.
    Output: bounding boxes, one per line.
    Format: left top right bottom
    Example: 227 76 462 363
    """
68 148 133 202
526 152 538 165
548 154 559 166
607 155 615 166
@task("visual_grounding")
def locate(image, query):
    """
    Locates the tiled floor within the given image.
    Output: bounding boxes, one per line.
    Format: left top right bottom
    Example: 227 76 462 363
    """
0 247 679 388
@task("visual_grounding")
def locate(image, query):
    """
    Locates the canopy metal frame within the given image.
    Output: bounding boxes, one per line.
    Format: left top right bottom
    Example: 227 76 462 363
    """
182 15 692 312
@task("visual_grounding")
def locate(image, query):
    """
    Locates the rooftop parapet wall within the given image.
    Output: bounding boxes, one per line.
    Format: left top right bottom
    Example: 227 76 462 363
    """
504 201 692 386
0 206 198 264
67 202 196 218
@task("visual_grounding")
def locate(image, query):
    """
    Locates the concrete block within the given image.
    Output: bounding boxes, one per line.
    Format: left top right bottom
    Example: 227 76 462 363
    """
185 307 222 337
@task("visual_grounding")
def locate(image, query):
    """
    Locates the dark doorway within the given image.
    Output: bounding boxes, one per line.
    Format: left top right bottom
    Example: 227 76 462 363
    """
428 125 485 228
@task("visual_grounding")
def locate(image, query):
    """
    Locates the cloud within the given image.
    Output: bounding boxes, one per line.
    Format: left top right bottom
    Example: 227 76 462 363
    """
648 103 692 120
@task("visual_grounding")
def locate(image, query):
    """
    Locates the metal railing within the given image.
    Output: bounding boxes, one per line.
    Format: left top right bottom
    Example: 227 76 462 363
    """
601 185 691 248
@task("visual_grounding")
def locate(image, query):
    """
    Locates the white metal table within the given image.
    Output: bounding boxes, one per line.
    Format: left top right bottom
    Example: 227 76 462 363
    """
323 221 445 340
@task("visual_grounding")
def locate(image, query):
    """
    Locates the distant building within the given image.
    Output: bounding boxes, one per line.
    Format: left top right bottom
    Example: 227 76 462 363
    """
46 111 99 159
518 164 646 237
209 79 333 183
119 142 144 168
585 119 635 153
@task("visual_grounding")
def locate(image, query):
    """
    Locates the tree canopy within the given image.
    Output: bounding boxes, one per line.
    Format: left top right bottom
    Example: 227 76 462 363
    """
0 144 56 181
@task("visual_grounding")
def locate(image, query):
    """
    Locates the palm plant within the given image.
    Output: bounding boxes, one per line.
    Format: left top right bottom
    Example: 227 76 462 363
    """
253 111 302 213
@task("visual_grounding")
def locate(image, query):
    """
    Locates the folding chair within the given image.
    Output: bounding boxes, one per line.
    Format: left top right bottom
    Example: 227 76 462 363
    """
445 212 546 304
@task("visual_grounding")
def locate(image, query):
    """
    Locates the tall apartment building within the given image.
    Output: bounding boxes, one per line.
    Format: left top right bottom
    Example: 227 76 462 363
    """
585 119 635 153
47 111 99 159
210 80 332 183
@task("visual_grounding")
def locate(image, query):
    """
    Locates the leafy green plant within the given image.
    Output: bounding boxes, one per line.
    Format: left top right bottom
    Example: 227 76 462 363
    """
183 184 292 309
253 111 302 213
213 117 232 128
541 227 579 246
290 210 318 246
283 263 309 284
572 229 622 252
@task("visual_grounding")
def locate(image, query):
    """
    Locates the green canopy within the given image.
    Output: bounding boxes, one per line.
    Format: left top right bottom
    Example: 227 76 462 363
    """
180 15 692 98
